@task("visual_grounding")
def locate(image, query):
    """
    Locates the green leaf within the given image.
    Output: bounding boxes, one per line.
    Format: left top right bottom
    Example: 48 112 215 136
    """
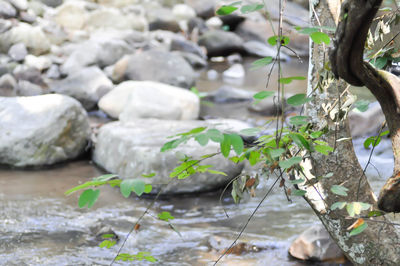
216 5 238 15
354 100 370 112
349 222 367 236
240 128 261 136
314 144 334 155
179 127 207 136
240 3 264 13
323 172 334 178
144 184 152 193
331 185 348 196
93 174 118 182
221 134 232 157
279 76 306 84
207 169 227 176
249 151 261 165
78 189 100 208
268 35 290 46
269 148 285 158
99 240 117 248
293 189 307 196
368 210 383 217
331 201 347 210
286 93 312 106
229 134 244 155
290 178 305 184
310 32 330 44
250 56 273 70
295 26 319 34
120 179 146 197
253 91 275 100
141 173 156 178
374 57 388 69
160 138 185 152
279 156 302 169
207 129 224 143
310 131 323 139
290 133 310 150
195 133 209 146
289 116 309 126
158 211 175 222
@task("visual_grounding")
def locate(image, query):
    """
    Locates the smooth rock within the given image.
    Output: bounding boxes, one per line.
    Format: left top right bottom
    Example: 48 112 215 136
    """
40 0 62 7
99 81 199 120
198 30 244 57
46 64 61 79
207 69 218 80
13 65 46 86
0 0 17 18
149 19 181 32
8 0 28 11
212 86 253 103
205 17 223 30
187 0 215 19
0 94 90 167
170 35 206 58
93 119 247 194
289 224 345 262
8 43 28 62
54 1 87 30
172 4 196 21
19 11 36 24
122 50 195 88
16 80 44 96
50 66 113 110
223 63 245 79
349 102 385 138
0 18 12 33
178 52 207 69
24 55 51 71
243 41 290 60
0 23 51 55
0 73 17 96
227 53 242 64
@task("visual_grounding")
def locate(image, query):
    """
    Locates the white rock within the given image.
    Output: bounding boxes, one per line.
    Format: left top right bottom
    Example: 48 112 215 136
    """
98 81 200 120
93 119 248 194
8 43 27 61
0 94 90 167
24 55 52 71
172 4 196 21
205 17 223 29
223 63 245 79
85 8 147 31
7 0 28 10
54 1 87 31
16 80 44 96
207 69 219 80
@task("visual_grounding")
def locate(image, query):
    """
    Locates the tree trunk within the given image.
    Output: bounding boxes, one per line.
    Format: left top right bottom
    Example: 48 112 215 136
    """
300 0 400 264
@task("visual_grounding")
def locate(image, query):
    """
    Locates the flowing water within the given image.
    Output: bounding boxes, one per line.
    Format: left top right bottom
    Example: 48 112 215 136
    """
0 58 391 265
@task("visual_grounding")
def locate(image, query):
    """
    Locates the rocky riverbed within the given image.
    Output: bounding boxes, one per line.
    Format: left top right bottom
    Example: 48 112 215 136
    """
0 0 397 265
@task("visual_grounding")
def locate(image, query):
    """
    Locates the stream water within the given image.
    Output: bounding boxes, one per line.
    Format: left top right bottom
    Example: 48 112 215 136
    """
0 58 392 265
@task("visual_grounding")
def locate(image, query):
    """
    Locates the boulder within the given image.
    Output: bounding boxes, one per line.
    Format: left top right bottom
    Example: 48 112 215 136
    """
349 102 385 138
122 50 196 88
50 66 113 110
289 224 345 262
98 81 199 120
0 94 90 167
198 30 244 57
93 119 248 194
0 23 51 55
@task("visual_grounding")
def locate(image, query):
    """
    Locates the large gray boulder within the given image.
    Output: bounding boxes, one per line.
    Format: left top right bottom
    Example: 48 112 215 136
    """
50 66 113 110
98 81 199 120
121 50 196 88
289 224 345 262
93 119 248 194
198 30 244 57
0 94 90 167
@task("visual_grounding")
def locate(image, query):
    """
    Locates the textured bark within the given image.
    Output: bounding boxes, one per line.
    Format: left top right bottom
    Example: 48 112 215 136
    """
300 0 400 264
329 0 400 212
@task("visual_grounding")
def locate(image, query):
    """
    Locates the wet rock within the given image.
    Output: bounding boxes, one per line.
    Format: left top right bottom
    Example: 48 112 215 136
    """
53 1 87 31
172 4 196 21
223 63 245 79
99 80 199 120
0 94 90 167
178 51 207 69
289 224 345 262
211 85 253 103
122 50 196 88
219 14 245 31
0 73 17 96
89 222 119 242
0 23 51 55
50 66 113 110
8 43 28 62
93 119 247 194
16 80 45 96
0 0 17 18
198 30 244 57
349 102 385 138
24 55 51 71
243 41 290 60
226 53 242 64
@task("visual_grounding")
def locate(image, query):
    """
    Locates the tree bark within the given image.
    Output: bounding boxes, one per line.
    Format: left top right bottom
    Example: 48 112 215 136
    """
300 0 400 264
